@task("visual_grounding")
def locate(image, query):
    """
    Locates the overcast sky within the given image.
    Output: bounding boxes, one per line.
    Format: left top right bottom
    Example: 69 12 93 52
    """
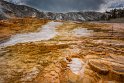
5 0 124 12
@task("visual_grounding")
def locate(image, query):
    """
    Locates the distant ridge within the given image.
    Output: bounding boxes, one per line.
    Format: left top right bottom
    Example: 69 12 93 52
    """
0 0 124 21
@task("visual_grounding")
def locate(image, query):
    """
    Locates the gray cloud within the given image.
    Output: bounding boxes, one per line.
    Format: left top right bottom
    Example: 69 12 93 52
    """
5 0 123 12
25 0 106 12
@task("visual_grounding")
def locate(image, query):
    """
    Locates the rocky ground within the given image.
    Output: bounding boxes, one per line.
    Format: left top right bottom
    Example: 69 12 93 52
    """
0 19 124 83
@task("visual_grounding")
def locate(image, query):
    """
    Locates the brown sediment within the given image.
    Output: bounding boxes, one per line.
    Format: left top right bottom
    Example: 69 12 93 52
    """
0 17 49 43
0 20 124 83
88 60 109 75
87 56 124 82
0 41 69 83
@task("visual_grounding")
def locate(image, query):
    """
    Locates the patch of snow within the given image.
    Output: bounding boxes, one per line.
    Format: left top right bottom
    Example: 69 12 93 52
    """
0 21 62 47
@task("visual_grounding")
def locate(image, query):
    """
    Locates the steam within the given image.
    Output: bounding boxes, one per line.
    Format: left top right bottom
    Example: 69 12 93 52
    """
99 0 124 12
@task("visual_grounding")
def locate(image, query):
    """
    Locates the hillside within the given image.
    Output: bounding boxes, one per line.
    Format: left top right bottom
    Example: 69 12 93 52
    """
0 0 103 21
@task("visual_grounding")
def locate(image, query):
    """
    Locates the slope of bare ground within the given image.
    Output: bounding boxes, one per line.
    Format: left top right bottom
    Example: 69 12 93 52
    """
0 20 124 83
